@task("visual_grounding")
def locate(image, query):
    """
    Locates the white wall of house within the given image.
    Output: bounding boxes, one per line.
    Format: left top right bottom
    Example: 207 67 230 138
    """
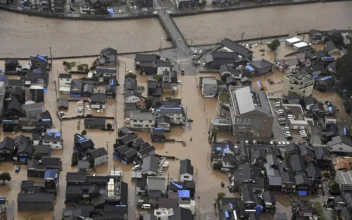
157 67 171 75
59 78 72 88
130 119 155 129
202 84 218 97
125 96 141 104
284 65 298 74
43 140 63 149
91 104 106 109
142 170 156 176
180 173 193 182
94 155 108 167
33 140 40 146
157 123 170 131
282 77 314 97
179 200 196 215
161 114 185 125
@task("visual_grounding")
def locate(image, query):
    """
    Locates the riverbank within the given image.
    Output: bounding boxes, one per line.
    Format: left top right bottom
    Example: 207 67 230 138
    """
1 0 348 21
174 1 352 45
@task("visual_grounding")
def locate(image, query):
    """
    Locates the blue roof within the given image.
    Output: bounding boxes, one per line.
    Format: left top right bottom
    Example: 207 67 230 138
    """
229 203 233 209
177 190 190 198
298 190 307 196
320 76 332 81
0 75 8 82
246 65 254 72
77 135 91 143
224 211 229 218
107 7 114 16
171 182 183 189
257 81 261 88
42 118 51 122
44 169 57 179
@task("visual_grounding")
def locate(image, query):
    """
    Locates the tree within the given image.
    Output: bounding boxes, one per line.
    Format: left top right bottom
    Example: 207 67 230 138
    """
267 39 281 51
344 100 352 114
335 50 352 93
146 97 154 110
125 72 137 79
107 123 112 129
81 130 87 136
77 64 89 72
34 152 42 160
153 74 162 83
331 32 345 47
0 172 11 185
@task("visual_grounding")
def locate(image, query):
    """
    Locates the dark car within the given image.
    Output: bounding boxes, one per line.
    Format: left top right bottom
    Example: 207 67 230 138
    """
15 166 20 173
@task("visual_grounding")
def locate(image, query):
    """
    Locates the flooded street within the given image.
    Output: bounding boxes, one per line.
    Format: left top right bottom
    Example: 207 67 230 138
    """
0 11 171 58
174 2 352 45
0 56 231 219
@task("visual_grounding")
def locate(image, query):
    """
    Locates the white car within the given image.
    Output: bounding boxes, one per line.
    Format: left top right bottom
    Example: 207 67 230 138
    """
300 132 307 138
86 105 91 111
162 161 169 169
97 109 104 113
77 100 83 106
76 107 83 113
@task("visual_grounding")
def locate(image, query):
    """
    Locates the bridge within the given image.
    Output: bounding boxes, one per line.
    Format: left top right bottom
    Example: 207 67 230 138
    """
157 10 191 58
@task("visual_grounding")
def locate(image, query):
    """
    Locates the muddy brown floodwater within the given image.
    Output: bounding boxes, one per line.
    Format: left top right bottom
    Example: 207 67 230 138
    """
0 56 232 220
174 2 352 45
0 11 171 58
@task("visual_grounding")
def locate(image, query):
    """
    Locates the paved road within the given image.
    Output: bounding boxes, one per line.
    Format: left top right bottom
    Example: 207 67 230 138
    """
157 10 190 57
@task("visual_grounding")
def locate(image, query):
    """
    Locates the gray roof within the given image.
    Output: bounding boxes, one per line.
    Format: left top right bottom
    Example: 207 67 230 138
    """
125 90 142 98
180 159 193 175
142 214 157 220
78 160 90 169
233 86 272 115
18 193 55 203
22 102 44 112
250 59 273 70
147 176 167 191
220 38 253 56
124 78 138 91
295 173 309 185
142 155 158 173
327 136 352 148
130 112 155 121
336 170 352 185
88 148 108 159
325 41 338 51
202 77 217 85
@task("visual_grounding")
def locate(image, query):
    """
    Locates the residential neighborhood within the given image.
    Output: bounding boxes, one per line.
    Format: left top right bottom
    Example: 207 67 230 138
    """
0 1 352 218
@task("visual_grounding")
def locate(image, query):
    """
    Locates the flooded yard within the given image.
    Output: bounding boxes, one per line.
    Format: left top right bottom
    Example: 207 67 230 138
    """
174 2 352 45
0 11 171 58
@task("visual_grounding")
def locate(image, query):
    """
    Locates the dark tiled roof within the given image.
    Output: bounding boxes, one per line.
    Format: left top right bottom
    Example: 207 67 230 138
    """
18 193 54 202
220 38 253 56
180 159 193 175
88 148 107 159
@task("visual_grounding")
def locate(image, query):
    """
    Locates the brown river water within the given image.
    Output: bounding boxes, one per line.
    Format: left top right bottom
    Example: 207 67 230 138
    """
174 1 352 45
0 11 171 58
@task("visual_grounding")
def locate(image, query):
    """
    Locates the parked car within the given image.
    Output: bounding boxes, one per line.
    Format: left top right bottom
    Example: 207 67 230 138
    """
76 107 83 113
86 105 91 111
15 166 20 173
132 165 141 171
162 161 169 169
77 100 83 106
59 111 67 119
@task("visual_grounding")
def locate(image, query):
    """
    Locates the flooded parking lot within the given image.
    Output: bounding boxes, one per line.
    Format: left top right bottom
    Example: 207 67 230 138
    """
0 11 171 58
174 2 352 45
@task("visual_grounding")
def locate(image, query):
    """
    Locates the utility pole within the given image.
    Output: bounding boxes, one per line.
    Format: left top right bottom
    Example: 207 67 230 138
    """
241 32 244 41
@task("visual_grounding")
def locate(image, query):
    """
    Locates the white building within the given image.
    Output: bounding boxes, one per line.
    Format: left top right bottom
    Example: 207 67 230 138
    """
275 58 299 74
87 148 108 167
156 107 186 125
130 112 156 129
58 73 72 94
282 104 309 130
285 37 301 46
201 77 218 98
157 61 172 75
124 90 142 104
293 42 309 51
282 74 314 97
42 130 63 149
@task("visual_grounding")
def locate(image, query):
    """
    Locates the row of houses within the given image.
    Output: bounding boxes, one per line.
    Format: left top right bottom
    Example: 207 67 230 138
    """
73 133 109 168
0 130 62 163
214 140 331 219
137 158 196 219
114 127 155 165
